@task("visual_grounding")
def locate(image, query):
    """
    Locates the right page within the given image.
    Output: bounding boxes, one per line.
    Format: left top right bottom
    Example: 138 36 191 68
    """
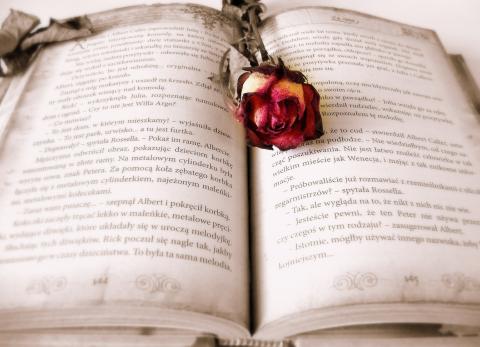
251 6 480 338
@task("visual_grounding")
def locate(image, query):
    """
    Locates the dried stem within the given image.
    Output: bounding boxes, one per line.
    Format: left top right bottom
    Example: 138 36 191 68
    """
246 4 269 63
218 48 238 111
222 1 270 65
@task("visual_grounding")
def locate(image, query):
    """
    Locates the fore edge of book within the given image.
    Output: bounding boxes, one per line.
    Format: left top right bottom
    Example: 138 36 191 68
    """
217 338 292 347
449 54 480 117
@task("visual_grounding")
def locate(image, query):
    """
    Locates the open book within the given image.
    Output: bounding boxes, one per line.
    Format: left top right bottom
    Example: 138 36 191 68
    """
0 3 479 346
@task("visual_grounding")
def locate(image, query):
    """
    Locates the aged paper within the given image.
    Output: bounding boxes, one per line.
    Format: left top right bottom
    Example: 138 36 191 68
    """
0 4 249 337
252 7 480 336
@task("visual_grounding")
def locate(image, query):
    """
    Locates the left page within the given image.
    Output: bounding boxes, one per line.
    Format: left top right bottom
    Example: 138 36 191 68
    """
0 4 249 338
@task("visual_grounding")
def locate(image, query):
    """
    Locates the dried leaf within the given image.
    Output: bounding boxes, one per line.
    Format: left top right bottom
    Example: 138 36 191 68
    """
228 48 250 99
0 10 39 55
0 11 94 76
21 15 93 51
222 4 244 22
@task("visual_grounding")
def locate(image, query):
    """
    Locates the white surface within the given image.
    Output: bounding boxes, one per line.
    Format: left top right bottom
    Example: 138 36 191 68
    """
0 0 479 85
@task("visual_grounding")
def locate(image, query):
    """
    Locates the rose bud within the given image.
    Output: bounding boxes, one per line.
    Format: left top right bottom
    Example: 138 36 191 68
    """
234 61 323 150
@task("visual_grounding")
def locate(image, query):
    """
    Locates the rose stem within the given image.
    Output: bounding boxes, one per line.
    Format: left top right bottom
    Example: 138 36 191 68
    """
247 4 269 63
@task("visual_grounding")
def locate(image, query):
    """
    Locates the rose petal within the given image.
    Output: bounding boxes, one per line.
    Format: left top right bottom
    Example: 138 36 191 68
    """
234 99 247 124
268 98 299 131
243 94 269 129
240 72 269 94
269 113 286 131
246 128 272 149
270 78 305 116
283 98 300 127
246 128 262 146
302 84 323 139
241 72 277 96
253 104 269 129
269 128 304 150
236 72 250 98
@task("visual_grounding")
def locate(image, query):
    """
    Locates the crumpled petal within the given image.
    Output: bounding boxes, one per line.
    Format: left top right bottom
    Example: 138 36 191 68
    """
248 94 269 129
269 128 304 150
267 98 300 134
270 78 305 116
302 84 323 139
236 71 250 99
240 72 276 95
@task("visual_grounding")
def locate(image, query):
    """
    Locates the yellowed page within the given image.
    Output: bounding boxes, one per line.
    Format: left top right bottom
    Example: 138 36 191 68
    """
295 336 480 347
252 7 480 335
0 4 248 337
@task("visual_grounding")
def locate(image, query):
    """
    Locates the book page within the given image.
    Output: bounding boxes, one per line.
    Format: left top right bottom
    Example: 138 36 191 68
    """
252 7 480 335
0 4 249 337
296 337 480 347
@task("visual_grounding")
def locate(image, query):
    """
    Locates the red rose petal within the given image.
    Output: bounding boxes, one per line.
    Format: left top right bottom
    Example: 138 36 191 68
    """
269 128 304 150
302 84 322 139
244 94 269 129
246 128 263 147
257 74 279 94
237 72 251 98
283 98 300 126
234 100 246 124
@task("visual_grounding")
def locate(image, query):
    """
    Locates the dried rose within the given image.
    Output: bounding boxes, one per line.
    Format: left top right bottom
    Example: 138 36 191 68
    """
234 61 323 150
